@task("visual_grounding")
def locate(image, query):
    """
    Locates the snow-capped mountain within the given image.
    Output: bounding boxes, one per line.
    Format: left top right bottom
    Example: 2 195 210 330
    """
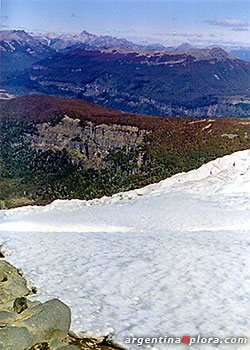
1 149 250 349
31 29 141 51
0 30 55 72
0 30 53 54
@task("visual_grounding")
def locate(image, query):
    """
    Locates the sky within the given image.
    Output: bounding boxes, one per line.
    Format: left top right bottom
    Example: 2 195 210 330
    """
1 0 250 47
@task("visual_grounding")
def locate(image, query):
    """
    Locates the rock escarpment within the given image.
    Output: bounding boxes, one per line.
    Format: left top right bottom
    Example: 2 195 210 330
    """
27 116 147 168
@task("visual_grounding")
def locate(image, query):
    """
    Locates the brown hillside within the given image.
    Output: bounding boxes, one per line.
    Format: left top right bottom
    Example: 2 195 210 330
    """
0 94 124 122
0 94 173 128
0 95 249 130
1 94 250 136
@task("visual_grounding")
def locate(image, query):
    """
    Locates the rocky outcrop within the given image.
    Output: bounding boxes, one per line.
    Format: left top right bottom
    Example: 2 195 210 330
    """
0 260 72 350
0 249 123 350
27 116 147 168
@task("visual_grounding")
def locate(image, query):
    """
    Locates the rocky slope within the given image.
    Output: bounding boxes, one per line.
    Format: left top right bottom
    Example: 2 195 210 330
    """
0 95 147 170
28 117 146 169
1 95 250 208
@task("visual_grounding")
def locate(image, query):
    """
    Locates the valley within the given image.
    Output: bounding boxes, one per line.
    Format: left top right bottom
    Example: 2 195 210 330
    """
1 30 250 118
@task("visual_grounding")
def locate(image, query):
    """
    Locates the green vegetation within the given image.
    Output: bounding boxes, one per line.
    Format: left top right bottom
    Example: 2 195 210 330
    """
0 114 37 178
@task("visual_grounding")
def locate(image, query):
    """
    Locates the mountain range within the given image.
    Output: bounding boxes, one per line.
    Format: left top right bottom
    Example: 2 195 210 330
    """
1 29 250 118
0 29 196 76
3 44 250 117
28 30 250 61
2 29 249 58
31 30 141 51
0 29 166 74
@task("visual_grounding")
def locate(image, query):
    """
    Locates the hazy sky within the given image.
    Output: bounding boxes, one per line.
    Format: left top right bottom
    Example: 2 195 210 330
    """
1 0 249 47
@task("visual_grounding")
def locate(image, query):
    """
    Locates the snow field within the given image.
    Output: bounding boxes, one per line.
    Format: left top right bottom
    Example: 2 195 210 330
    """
0 149 250 349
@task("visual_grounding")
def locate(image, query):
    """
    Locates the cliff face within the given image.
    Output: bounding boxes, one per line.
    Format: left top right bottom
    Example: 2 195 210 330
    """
177 98 250 117
27 116 147 168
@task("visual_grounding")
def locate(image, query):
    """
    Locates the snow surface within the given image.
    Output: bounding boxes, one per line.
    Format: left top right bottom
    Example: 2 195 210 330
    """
1 149 250 349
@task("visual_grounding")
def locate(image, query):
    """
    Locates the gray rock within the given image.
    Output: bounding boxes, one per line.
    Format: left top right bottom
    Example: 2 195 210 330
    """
14 298 71 343
0 310 17 323
29 118 147 169
0 260 83 349
0 326 32 350
0 261 30 304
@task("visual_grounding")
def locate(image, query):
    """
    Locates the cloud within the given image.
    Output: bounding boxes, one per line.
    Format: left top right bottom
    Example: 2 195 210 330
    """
232 27 249 31
151 32 203 38
205 18 249 31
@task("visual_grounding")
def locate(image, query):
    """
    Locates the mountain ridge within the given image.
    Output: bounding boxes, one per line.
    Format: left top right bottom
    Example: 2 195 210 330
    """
30 29 165 51
4 45 249 117
2 29 250 61
0 30 56 73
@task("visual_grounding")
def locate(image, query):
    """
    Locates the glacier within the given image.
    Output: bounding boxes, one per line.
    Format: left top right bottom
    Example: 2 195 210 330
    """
0 149 250 349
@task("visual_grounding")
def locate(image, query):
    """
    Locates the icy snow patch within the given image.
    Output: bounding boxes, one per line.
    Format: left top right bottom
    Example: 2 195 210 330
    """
1 149 250 349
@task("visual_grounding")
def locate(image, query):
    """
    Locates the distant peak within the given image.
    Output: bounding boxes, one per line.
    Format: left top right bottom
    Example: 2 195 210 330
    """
175 43 196 52
210 47 233 59
80 30 90 35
